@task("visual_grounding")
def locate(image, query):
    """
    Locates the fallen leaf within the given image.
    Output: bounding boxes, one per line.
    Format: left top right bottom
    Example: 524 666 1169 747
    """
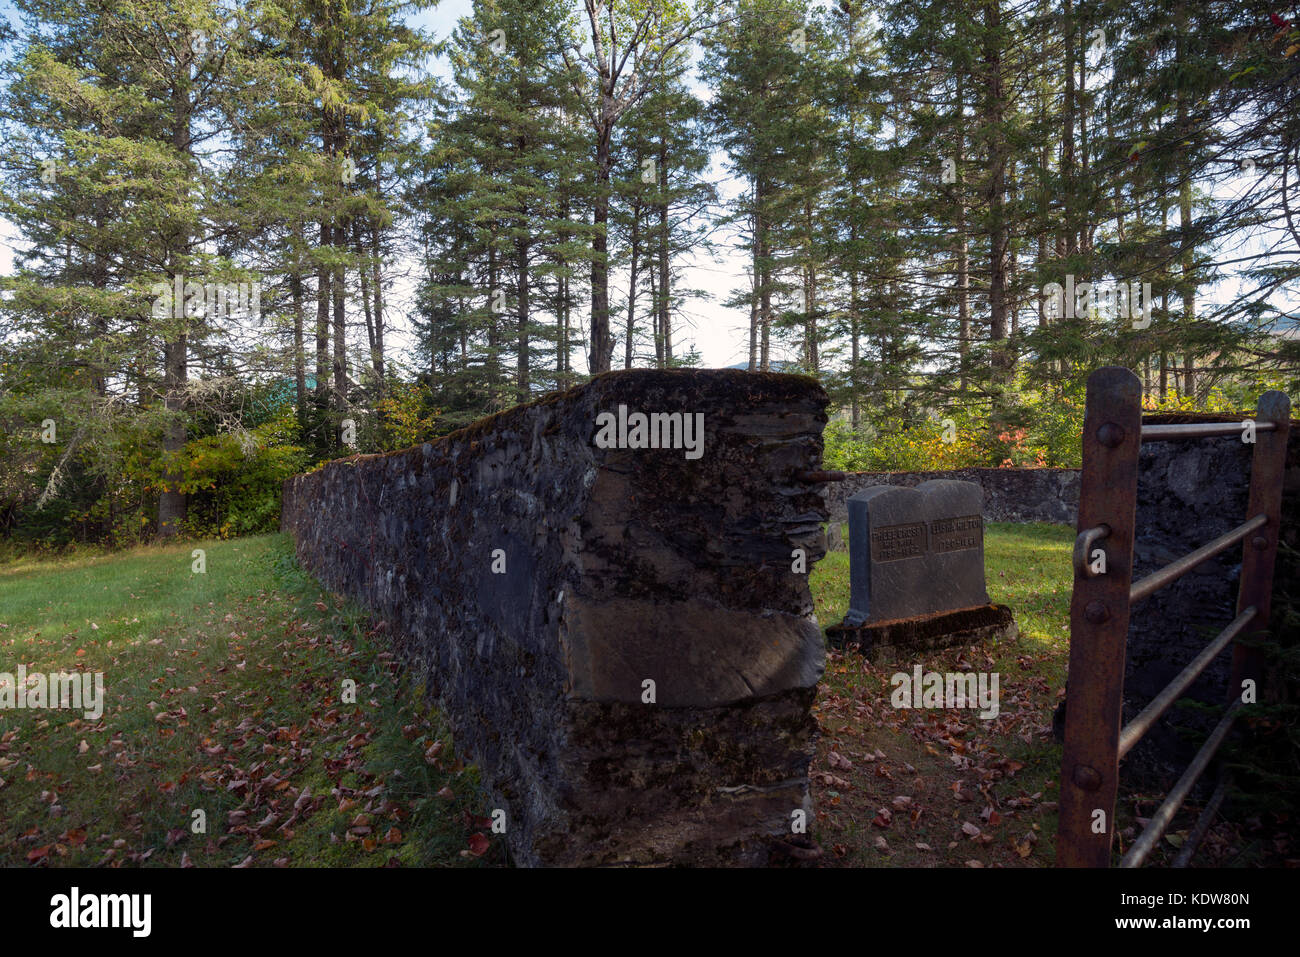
26 845 51 863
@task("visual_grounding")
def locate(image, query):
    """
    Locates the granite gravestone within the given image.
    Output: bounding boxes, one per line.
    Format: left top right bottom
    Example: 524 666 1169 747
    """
844 480 990 626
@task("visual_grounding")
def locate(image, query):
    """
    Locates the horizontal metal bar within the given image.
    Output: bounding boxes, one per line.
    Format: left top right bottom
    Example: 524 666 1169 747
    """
1171 774 1229 868
795 470 846 483
1072 524 1110 579
1118 606 1257 759
1142 422 1277 442
1119 700 1242 868
1129 514 1268 604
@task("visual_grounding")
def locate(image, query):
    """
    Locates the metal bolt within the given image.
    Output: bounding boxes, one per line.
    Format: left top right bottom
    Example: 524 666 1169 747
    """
1252 535 1269 550
1073 764 1102 791
1084 601 1109 624
1096 423 1125 448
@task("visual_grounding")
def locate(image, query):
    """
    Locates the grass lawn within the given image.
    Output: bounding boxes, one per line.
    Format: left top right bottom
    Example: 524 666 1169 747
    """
808 522 1074 866
3 523 1085 867
0 534 501 867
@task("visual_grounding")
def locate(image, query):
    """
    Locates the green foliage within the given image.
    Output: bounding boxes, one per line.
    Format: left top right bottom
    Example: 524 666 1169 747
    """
822 384 1086 472
372 379 443 450
177 411 308 539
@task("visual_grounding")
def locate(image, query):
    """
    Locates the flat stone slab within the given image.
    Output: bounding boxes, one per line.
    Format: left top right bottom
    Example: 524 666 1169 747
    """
827 603 1017 663
563 595 825 708
845 479 990 626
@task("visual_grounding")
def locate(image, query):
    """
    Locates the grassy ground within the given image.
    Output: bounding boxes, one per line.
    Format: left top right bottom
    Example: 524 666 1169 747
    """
809 522 1073 866
0 534 502 867
7 522 1193 868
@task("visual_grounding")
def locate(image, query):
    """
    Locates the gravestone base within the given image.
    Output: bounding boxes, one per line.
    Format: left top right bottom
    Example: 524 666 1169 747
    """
826 603 1017 663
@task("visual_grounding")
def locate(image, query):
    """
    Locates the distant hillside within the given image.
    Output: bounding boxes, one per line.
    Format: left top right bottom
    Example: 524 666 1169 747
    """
722 361 800 372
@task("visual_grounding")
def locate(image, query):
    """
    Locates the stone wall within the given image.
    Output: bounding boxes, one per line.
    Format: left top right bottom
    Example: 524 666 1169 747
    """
280 369 830 867
824 467 1081 526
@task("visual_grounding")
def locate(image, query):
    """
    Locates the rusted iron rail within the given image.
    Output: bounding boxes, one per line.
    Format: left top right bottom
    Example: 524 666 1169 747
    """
1117 607 1256 759
1171 775 1230 868
1142 421 1277 441
794 469 846 483
1129 515 1267 604
1119 701 1244 867
1056 367 1291 868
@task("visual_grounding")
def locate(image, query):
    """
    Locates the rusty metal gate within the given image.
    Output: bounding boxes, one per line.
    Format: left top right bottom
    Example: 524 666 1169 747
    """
1056 366 1291 867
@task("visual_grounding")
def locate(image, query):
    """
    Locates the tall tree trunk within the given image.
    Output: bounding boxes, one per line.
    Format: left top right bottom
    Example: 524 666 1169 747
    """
803 198 818 373
558 271 569 387
1176 5 1195 398
1062 0 1078 259
90 212 108 397
557 194 570 388
590 121 613 373
159 335 188 537
370 173 386 399
1008 157 1019 353
487 241 500 402
651 259 663 367
371 233 385 395
158 75 192 538
846 19 864 420
315 222 331 414
357 220 376 365
955 72 971 392
849 269 861 429
748 270 759 373
983 0 1012 384
657 136 671 366
757 176 771 371
626 199 640 370
331 219 347 414
517 231 530 402
291 266 306 432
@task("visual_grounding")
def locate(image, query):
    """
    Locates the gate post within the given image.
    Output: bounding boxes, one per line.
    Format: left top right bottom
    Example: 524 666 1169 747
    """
1057 367 1143 867
1231 391 1292 702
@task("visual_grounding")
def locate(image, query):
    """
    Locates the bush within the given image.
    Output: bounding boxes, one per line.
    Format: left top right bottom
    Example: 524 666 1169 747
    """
155 408 307 539
822 384 1086 472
